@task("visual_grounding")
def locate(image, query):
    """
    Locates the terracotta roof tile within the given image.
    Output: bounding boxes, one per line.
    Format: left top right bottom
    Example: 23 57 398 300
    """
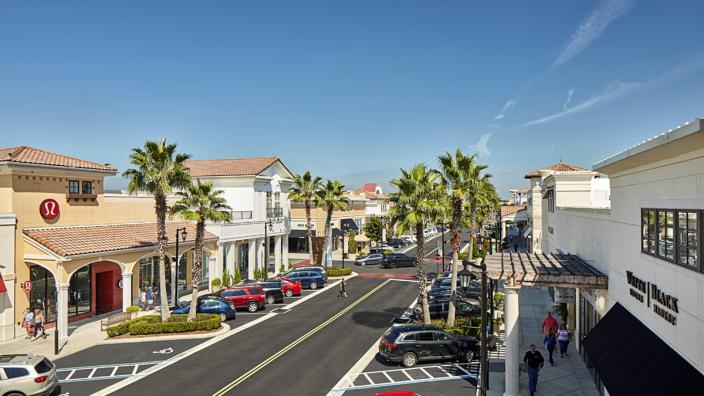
24 222 216 257
501 205 526 217
362 183 380 193
0 146 117 172
185 157 279 177
524 162 587 178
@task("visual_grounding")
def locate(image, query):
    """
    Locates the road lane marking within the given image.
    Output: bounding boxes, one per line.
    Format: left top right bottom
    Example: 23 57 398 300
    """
211 279 392 396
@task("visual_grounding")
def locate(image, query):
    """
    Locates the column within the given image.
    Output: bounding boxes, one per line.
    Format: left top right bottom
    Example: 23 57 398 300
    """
208 254 217 292
0 213 16 341
248 239 257 280
274 236 282 275
56 283 70 344
503 285 521 396
121 273 133 312
226 243 236 275
282 236 289 271
215 243 224 280
170 254 177 305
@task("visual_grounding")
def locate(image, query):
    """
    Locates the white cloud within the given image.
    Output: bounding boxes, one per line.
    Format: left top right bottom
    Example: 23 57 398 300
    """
552 0 636 70
563 88 575 110
493 97 519 121
470 133 492 157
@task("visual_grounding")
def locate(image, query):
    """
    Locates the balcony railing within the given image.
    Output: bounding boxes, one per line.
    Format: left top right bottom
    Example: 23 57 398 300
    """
267 207 284 218
229 211 253 221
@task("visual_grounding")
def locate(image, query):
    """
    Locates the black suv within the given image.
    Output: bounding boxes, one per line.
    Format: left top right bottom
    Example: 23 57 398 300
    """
381 253 416 268
428 286 481 300
246 280 285 304
414 297 481 319
379 324 478 367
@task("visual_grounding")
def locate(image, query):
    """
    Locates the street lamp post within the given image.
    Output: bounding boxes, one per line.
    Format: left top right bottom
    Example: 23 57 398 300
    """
172 227 188 305
441 223 446 272
462 258 489 396
263 218 273 280
341 234 346 269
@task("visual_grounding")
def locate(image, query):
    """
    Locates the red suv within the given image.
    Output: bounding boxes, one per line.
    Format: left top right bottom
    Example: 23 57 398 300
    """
280 278 302 297
218 286 266 312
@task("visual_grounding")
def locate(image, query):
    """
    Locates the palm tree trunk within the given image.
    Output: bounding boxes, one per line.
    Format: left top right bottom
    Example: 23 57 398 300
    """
188 221 205 321
305 201 314 264
416 223 431 325
155 192 171 321
321 206 333 267
446 197 462 327
468 201 477 259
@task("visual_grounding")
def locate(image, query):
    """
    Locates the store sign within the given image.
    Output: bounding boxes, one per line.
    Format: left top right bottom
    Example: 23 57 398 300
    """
626 271 678 325
21 281 33 292
554 287 575 304
292 222 316 230
117 279 124 289
39 199 60 220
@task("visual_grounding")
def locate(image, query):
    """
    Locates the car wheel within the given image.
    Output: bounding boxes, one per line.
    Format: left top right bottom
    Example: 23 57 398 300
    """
247 302 258 312
401 352 418 368
220 313 227 322
285 289 294 297
267 295 275 305
310 281 318 290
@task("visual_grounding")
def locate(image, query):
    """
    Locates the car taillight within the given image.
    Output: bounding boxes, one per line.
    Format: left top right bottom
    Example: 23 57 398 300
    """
382 338 396 348
35 376 49 383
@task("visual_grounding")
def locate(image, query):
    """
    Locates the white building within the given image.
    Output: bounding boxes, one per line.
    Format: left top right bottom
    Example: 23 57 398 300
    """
538 119 704 394
184 157 294 280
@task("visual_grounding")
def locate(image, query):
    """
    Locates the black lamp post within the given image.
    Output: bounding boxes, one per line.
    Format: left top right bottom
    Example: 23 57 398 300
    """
173 227 188 304
463 258 489 396
441 223 446 272
263 219 273 279
341 234 346 269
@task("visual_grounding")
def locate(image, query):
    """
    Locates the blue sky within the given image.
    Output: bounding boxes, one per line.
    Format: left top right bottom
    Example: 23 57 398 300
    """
1 1 704 197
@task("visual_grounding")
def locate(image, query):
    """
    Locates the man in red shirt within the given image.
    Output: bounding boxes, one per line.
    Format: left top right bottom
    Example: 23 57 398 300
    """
542 311 558 338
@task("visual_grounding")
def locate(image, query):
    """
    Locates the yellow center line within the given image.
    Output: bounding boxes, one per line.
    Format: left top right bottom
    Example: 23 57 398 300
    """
211 279 391 396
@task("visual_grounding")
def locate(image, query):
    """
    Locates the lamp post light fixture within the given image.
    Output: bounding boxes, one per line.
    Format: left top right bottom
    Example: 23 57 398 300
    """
263 218 274 280
172 227 188 305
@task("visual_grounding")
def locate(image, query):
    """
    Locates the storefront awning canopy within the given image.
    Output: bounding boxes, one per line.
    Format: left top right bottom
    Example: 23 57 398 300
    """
483 251 608 288
582 303 704 395
0 274 7 293
340 218 359 233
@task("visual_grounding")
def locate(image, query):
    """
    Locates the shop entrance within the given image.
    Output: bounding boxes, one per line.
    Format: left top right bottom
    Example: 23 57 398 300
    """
95 272 113 314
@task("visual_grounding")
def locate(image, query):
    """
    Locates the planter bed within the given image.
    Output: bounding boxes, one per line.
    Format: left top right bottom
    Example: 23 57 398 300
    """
107 314 221 338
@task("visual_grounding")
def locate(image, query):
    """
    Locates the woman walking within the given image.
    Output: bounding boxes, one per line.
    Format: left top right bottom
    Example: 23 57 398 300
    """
558 324 572 357
33 308 46 340
21 307 34 339
544 329 557 366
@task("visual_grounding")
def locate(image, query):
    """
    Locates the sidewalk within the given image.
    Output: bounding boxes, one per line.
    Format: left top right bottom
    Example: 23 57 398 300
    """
489 287 599 396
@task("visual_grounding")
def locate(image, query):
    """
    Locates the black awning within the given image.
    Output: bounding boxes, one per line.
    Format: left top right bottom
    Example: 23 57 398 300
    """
340 218 359 232
332 228 344 238
289 230 315 238
582 303 704 396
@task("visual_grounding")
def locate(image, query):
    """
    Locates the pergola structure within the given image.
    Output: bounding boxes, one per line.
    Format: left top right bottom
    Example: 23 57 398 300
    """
482 251 607 396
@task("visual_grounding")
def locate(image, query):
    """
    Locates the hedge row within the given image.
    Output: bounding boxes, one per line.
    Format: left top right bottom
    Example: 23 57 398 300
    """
107 314 220 338
326 267 352 277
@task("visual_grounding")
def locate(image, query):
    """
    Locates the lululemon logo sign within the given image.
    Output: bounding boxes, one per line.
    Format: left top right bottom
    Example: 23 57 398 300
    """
40 199 59 220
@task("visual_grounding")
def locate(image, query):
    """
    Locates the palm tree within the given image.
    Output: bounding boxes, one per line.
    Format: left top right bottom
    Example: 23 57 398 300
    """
316 180 350 267
465 166 496 260
290 171 322 264
388 164 442 325
171 179 232 321
123 138 191 321
438 149 486 327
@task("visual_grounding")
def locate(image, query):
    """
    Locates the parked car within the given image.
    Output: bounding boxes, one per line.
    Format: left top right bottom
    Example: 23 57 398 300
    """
428 285 481 300
378 324 479 367
381 253 416 268
284 265 328 283
387 238 407 248
369 247 389 255
355 253 383 266
252 281 286 304
0 354 59 396
280 277 302 297
431 275 478 289
413 297 480 319
374 392 420 396
282 271 326 289
216 287 266 312
171 297 236 322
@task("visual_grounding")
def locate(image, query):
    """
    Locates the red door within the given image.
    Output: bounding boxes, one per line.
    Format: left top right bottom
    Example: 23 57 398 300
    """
96 272 114 313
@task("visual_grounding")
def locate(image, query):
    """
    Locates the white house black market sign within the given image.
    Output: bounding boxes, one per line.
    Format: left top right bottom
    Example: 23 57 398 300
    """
626 271 678 325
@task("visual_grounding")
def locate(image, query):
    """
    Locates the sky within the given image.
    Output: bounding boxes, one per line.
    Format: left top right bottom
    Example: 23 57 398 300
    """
2 1 704 198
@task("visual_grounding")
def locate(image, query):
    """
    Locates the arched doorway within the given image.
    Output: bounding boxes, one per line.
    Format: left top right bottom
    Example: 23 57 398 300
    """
28 265 57 323
66 261 123 317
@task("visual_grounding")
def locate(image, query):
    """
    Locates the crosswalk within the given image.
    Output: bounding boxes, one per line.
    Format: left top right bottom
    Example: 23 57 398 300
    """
57 361 162 384
331 362 479 391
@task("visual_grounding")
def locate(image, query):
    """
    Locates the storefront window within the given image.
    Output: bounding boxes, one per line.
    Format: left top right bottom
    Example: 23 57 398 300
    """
641 209 656 254
193 250 210 288
68 266 91 317
657 210 674 261
238 243 249 275
29 266 57 323
138 256 170 302
178 254 188 295
676 211 698 268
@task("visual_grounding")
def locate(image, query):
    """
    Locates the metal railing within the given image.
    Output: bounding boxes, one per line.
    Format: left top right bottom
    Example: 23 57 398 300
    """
229 211 253 220
267 207 284 218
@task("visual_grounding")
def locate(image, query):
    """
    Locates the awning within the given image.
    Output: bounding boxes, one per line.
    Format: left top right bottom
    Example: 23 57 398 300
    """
332 228 344 238
0 274 7 293
522 226 532 239
289 230 314 238
582 303 704 395
340 218 359 232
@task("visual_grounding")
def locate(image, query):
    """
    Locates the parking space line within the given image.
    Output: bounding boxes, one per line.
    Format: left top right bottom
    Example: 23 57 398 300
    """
419 367 432 378
362 373 373 384
57 361 164 384
331 363 478 392
402 370 414 380
88 368 97 378
438 366 453 376
382 371 394 383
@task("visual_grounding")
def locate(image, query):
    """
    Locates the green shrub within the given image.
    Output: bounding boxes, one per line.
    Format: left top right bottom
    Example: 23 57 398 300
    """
234 267 241 284
326 267 352 277
126 305 140 313
348 231 357 254
254 267 262 280
493 292 505 306
383 249 393 255
211 277 222 289
108 314 220 337
458 252 469 261
222 270 231 288
279 263 285 273
106 315 160 337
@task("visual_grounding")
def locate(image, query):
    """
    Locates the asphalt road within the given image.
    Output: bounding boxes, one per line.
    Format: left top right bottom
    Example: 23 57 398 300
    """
112 276 418 396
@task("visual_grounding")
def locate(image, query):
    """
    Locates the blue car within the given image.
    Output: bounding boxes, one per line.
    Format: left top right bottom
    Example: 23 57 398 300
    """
171 297 236 322
282 270 325 290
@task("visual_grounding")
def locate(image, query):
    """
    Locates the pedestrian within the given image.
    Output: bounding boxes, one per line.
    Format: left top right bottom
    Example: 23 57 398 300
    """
513 243 518 252
338 278 348 298
33 308 46 340
544 329 557 366
140 288 147 311
523 344 545 396
21 307 34 339
541 311 558 339
146 286 154 310
558 324 572 357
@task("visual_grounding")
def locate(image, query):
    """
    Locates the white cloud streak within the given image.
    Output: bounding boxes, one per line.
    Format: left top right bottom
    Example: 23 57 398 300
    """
493 97 519 120
551 0 636 71
563 88 575 110
470 133 492 157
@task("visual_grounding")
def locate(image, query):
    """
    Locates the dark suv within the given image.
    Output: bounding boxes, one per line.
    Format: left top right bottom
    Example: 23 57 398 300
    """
253 280 286 304
379 324 478 367
381 253 416 268
414 297 480 319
